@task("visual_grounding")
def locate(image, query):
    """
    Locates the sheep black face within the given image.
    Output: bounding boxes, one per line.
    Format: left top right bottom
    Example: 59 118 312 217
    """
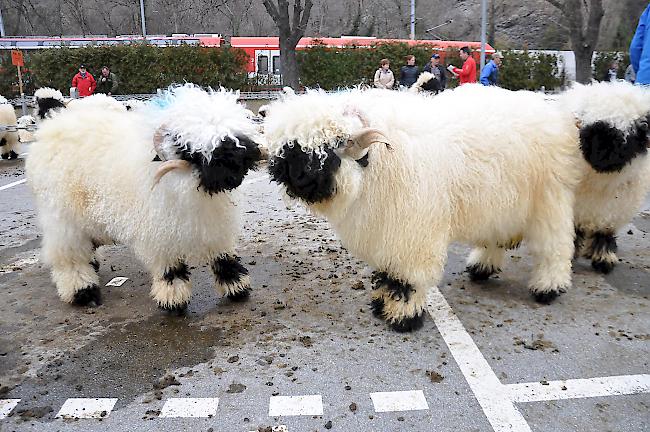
179 136 262 194
153 132 262 194
579 116 649 173
269 142 342 204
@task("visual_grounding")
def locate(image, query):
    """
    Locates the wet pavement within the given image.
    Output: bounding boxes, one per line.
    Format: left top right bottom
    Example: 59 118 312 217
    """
0 147 648 432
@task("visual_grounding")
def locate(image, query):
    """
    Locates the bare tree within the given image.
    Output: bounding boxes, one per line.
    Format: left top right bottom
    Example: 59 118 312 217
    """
544 0 604 83
262 0 313 90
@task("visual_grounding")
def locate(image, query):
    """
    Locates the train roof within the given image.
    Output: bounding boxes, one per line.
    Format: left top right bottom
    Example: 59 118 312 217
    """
230 37 495 52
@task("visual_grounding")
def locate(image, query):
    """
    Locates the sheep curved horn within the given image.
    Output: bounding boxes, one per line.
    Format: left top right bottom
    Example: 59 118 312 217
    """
151 159 192 190
348 128 391 150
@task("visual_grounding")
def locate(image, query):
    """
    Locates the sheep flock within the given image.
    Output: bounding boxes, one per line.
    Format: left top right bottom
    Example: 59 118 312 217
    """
4 79 647 333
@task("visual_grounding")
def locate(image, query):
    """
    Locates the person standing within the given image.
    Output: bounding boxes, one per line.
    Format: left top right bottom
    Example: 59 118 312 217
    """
96 66 119 96
601 61 619 82
399 55 420 89
449 47 477 85
480 52 503 86
630 3 650 85
423 54 447 92
71 64 96 97
374 59 395 89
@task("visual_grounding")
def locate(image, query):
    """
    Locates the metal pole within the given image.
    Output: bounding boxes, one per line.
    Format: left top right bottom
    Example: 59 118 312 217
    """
17 66 26 116
0 7 6 37
139 0 147 37
480 0 488 70
410 0 415 40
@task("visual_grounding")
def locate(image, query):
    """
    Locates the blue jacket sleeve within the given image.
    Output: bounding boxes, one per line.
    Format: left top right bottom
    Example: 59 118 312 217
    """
480 62 493 85
630 5 650 73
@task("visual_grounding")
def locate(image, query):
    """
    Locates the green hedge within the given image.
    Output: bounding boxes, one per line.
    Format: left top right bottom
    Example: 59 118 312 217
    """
499 50 564 91
297 42 459 90
593 52 630 81
1 44 249 98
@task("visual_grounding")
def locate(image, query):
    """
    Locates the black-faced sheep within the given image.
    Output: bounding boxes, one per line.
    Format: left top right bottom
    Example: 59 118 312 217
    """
27 84 263 312
265 86 583 332
0 95 19 160
562 81 650 273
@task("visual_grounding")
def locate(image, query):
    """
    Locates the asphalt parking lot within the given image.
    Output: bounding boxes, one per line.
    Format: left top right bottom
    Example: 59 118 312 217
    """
0 149 648 432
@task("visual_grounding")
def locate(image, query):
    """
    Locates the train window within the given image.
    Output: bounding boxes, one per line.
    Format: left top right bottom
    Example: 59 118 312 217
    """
272 56 281 74
258 55 269 74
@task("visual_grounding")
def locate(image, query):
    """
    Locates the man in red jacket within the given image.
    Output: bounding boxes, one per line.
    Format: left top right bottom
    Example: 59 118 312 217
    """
72 64 96 97
449 47 477 85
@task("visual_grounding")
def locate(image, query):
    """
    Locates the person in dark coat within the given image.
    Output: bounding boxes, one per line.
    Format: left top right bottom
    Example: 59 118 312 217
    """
96 66 119 96
422 54 447 92
399 55 420 88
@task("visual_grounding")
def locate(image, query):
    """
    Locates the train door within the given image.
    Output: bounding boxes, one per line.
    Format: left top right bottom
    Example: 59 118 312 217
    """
255 49 281 84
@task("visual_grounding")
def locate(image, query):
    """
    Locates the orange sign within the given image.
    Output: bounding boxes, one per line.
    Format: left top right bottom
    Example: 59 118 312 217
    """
11 50 24 67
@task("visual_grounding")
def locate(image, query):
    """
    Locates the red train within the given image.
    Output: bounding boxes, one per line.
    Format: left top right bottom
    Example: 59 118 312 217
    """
0 35 494 77
231 37 494 76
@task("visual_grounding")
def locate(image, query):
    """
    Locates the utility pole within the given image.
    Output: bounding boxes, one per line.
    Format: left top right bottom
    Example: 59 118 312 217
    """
479 0 487 70
140 0 147 37
0 6 6 37
410 0 415 40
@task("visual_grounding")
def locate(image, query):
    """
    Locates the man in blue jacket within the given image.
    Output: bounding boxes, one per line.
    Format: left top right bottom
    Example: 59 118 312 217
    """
480 53 503 86
630 4 650 85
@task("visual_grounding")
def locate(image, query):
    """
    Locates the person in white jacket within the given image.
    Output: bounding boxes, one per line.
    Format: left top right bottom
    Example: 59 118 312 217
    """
374 59 395 89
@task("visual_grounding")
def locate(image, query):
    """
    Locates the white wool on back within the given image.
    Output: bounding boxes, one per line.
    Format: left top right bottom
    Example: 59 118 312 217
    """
66 94 126 112
34 87 64 102
561 81 650 132
266 85 582 285
144 84 261 162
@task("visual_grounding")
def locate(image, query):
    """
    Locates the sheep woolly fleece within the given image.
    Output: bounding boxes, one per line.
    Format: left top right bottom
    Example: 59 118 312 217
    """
148 84 260 162
266 86 582 327
0 95 19 159
27 84 257 308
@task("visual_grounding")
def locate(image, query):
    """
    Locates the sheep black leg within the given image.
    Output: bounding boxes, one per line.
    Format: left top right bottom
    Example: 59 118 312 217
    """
574 227 586 259
370 271 425 333
212 254 251 301
152 261 192 315
588 232 618 274
466 245 504 281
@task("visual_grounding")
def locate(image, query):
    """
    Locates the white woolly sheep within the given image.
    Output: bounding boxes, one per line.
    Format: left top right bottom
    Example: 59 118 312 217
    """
560 81 650 273
409 71 437 93
17 114 37 143
265 86 583 332
27 84 264 312
34 87 67 119
0 95 19 160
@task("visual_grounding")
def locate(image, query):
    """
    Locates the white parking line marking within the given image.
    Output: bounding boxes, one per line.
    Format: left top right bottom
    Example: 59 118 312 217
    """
159 398 219 418
55 398 117 419
507 374 650 403
0 179 26 192
426 287 532 432
268 395 323 417
369 390 429 413
250 426 288 432
0 399 21 419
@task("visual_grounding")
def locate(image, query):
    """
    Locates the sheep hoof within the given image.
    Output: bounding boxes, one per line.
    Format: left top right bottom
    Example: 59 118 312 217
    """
533 290 560 304
467 264 496 281
227 287 252 302
389 312 425 333
591 259 615 274
72 285 102 307
370 298 385 318
159 303 188 316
